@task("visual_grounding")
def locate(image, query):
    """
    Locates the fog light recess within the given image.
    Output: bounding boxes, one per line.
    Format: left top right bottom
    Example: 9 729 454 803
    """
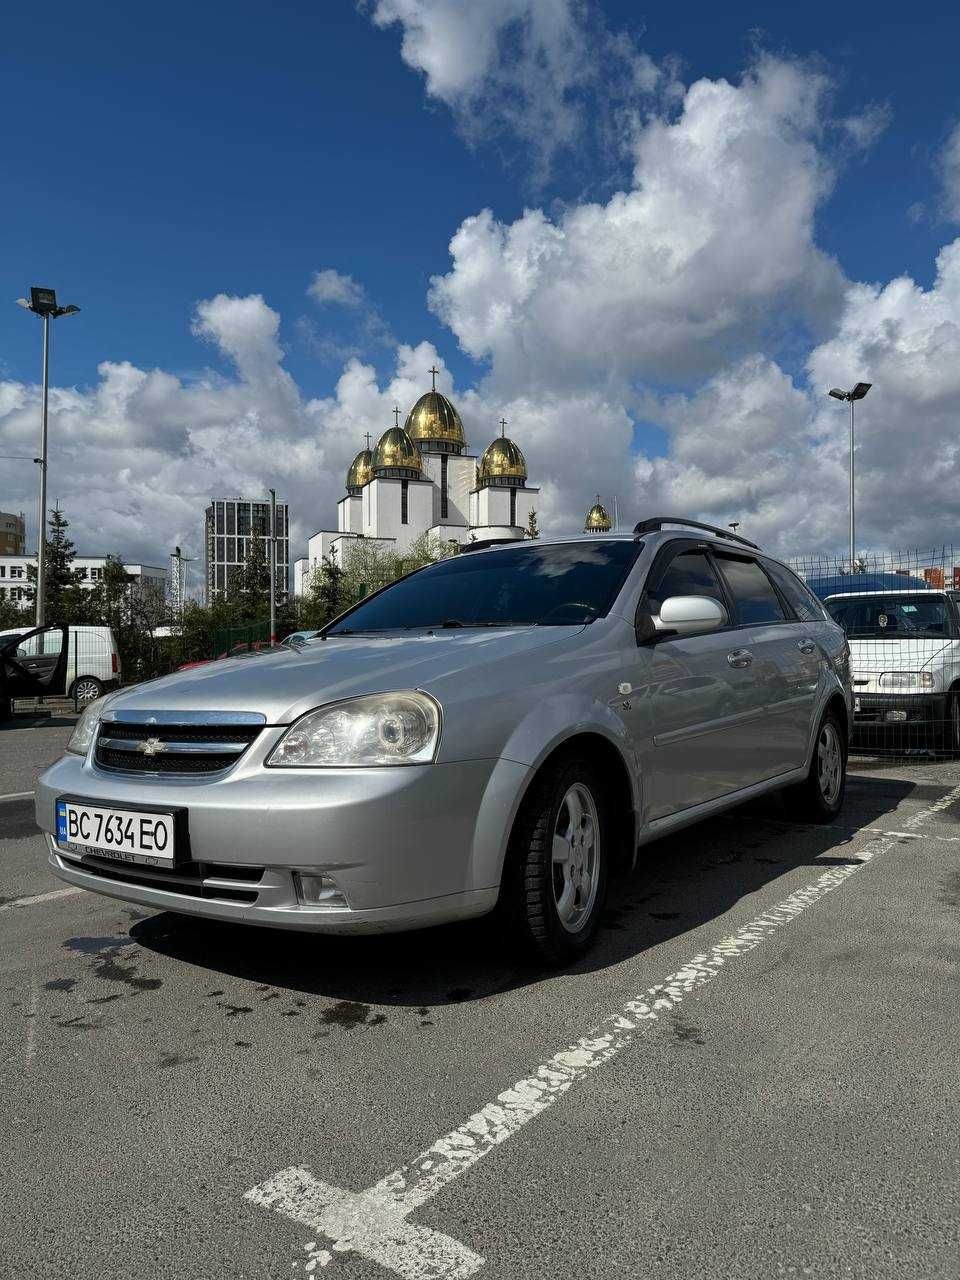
293 872 349 911
884 710 908 723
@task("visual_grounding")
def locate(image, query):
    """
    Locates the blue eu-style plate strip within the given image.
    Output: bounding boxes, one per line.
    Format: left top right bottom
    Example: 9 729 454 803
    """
56 800 67 842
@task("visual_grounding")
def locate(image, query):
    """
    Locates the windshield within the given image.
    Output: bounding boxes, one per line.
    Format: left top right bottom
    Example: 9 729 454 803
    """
825 593 955 640
327 541 640 633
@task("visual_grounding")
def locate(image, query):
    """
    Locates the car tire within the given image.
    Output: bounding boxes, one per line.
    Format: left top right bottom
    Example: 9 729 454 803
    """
70 677 104 705
499 755 609 966
783 707 846 823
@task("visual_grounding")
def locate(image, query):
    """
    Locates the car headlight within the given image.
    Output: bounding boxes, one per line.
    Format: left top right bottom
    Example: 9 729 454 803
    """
266 692 441 767
66 693 118 756
878 672 935 690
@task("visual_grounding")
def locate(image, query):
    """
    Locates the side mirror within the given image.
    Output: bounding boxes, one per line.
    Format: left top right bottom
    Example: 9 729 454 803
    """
653 595 727 637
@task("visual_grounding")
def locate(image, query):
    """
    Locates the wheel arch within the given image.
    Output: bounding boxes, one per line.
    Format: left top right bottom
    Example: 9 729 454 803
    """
506 732 637 881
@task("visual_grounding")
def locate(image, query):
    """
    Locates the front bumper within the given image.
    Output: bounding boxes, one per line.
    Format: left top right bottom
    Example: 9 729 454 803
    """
36 752 528 933
853 691 947 726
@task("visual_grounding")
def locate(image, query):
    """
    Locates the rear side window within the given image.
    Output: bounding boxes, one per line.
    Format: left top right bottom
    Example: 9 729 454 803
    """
716 556 785 625
764 560 826 622
647 550 726 614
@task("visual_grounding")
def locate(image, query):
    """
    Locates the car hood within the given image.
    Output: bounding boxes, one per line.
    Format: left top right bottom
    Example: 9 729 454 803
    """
108 626 585 724
846 637 955 672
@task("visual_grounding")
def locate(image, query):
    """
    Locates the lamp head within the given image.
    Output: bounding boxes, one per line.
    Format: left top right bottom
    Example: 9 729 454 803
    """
29 287 58 316
828 388 847 401
850 382 872 400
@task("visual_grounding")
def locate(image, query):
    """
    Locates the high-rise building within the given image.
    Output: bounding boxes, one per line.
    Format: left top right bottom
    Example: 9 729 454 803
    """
0 511 26 556
204 497 289 604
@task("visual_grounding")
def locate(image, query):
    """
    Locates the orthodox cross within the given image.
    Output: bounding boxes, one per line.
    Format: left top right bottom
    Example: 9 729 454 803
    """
364 432 372 450
393 406 401 428
429 365 439 391
499 418 508 437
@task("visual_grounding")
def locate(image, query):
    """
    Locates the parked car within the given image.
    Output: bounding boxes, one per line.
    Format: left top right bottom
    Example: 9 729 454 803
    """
0 624 120 705
824 588 960 748
36 519 851 964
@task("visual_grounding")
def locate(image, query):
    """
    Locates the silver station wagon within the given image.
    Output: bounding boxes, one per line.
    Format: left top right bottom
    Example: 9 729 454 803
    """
37 518 852 964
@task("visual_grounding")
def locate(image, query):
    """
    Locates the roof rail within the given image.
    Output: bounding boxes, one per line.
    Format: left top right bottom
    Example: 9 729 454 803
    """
632 516 759 550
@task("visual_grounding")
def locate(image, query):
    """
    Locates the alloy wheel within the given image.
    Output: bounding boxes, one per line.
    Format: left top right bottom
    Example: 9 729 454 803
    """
817 721 842 806
551 782 600 934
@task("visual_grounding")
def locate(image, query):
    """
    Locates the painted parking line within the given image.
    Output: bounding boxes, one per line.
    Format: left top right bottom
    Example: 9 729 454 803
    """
246 779 960 1279
0 887 84 914
0 791 35 803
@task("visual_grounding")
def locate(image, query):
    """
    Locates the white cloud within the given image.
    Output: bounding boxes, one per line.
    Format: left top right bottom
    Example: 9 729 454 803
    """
365 0 666 181
940 121 960 222
430 56 845 395
840 101 891 155
307 269 366 308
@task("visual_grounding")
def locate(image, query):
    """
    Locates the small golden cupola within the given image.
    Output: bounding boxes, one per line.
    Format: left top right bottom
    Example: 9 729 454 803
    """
372 407 423 479
477 419 528 489
404 366 466 454
345 434 374 494
584 497 613 533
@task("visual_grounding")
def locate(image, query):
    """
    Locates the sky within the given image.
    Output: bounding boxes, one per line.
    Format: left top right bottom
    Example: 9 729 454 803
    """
2 0 960 574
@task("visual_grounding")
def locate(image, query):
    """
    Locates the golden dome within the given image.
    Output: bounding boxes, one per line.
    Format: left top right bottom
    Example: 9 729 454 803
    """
477 436 527 488
584 499 612 533
405 390 466 449
346 447 373 492
372 426 422 476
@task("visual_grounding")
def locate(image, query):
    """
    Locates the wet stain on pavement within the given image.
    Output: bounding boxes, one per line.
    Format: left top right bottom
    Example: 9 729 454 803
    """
320 1000 372 1029
670 1014 706 1046
64 935 130 955
94 952 162 992
217 1002 253 1018
157 1051 199 1069
44 977 76 992
85 993 122 1005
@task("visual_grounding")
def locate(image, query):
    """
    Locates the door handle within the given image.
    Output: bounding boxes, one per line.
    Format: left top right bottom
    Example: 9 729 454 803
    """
797 639 817 654
727 648 753 668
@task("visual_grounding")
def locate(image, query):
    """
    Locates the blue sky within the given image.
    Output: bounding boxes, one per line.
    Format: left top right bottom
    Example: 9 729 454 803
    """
3 0 960 561
2 0 955 394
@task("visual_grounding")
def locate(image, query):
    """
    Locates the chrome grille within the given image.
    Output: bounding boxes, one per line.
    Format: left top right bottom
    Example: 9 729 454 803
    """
94 711 266 775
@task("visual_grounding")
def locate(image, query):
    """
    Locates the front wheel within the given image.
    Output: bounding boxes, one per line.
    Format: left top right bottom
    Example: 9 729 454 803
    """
499 756 609 965
784 708 846 823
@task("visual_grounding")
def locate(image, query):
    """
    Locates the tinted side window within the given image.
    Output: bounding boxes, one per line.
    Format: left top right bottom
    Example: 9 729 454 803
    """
764 561 826 622
647 550 725 614
716 556 785 625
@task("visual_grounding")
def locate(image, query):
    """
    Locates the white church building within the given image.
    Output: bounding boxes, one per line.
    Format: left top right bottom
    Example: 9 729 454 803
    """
293 371 540 595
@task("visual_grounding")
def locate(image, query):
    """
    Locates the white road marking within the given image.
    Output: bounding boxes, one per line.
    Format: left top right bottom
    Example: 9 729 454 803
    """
0 791 35 803
0 887 84 914
246 781 960 1279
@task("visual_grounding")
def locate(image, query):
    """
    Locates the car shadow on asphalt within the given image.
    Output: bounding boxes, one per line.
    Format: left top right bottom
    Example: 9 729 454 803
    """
129 772 917 1009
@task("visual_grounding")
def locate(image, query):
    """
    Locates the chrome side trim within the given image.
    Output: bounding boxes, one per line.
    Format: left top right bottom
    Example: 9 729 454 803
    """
100 709 267 726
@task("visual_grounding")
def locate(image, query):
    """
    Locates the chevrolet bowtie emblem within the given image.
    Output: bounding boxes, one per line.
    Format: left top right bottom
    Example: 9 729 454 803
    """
137 737 166 756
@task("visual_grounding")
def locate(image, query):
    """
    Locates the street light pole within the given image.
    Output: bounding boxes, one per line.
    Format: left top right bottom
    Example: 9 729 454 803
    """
828 382 872 572
36 313 50 626
15 288 81 627
268 489 277 645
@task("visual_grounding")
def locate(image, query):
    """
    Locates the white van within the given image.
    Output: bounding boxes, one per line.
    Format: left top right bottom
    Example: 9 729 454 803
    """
824 589 960 748
0 625 121 704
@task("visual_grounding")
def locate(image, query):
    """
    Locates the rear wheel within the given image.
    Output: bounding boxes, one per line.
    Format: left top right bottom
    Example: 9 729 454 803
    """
70 676 104 705
784 707 846 823
941 692 960 755
499 756 609 965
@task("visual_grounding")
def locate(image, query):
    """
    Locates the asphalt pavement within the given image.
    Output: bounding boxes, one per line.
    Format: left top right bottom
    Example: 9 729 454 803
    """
1 714 958 1279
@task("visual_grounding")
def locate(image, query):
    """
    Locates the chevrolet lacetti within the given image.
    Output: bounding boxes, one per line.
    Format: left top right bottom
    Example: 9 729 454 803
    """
36 519 852 964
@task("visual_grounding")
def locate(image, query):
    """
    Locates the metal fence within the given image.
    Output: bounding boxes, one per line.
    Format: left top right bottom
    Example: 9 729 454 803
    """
790 547 960 757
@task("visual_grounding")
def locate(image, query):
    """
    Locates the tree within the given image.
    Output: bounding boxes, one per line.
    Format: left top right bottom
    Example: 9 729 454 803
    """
304 555 345 627
24 506 88 623
339 531 451 604
233 535 271 619
525 509 540 539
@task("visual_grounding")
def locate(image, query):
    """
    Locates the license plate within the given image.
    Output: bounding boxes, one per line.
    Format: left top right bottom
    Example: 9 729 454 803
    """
56 798 175 866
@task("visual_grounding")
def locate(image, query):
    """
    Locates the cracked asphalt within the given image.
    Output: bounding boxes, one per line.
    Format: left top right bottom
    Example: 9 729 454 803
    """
1 714 958 1279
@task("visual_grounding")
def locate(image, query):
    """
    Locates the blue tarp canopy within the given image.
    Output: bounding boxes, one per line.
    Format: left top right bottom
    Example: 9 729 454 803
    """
805 571 931 600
